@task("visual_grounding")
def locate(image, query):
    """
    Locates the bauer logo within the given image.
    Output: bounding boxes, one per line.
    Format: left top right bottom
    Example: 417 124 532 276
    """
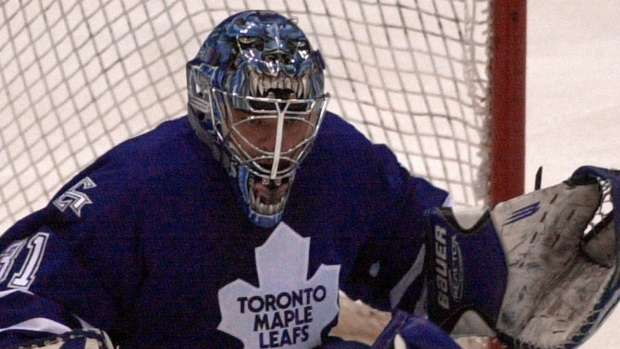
434 225 450 309
434 225 464 310
504 202 540 225
217 222 340 348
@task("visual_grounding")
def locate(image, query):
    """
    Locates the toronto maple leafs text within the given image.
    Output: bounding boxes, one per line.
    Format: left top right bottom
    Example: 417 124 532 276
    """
236 286 328 348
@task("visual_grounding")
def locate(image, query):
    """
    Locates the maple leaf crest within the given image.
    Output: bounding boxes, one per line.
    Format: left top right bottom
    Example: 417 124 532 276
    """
218 222 341 348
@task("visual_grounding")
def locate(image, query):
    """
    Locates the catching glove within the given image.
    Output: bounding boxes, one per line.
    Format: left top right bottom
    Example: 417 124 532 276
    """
425 166 620 348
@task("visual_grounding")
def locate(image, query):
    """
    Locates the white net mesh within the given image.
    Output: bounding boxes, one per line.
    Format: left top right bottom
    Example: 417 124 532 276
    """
0 0 495 233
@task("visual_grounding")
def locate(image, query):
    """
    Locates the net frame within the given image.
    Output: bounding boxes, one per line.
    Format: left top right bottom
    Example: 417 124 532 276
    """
0 0 526 233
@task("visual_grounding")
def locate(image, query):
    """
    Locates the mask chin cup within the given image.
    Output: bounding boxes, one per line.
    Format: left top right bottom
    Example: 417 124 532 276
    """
248 208 285 228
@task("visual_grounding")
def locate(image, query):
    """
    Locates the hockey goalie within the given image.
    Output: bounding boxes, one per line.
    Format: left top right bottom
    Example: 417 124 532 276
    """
1 8 620 349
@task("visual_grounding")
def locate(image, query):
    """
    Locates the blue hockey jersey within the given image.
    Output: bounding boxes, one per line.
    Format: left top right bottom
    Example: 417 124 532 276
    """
0 112 448 348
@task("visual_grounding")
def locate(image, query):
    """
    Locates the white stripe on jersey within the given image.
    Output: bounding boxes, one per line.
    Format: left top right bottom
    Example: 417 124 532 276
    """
389 244 426 310
0 317 72 334
0 288 34 298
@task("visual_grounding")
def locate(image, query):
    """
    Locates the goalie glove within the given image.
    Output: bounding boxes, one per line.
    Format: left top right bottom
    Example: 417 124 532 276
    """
7 329 114 349
425 166 620 349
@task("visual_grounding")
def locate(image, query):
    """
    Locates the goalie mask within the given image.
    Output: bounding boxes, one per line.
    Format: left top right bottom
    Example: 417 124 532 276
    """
187 10 329 228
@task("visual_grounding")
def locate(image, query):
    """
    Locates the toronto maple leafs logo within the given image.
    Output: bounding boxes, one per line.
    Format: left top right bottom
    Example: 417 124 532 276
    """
52 177 97 217
218 222 340 348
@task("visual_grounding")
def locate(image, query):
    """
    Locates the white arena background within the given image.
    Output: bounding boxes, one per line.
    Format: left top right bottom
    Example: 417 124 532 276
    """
526 2 620 348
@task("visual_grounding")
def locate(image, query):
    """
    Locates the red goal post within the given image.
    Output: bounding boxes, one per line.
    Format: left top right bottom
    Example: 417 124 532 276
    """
489 0 527 207
0 0 525 231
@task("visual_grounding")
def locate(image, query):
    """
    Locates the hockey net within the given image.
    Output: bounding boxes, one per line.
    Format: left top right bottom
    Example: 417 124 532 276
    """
0 1 524 346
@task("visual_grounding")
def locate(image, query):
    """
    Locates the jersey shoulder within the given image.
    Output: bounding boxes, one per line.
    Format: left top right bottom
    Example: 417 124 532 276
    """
310 111 448 206
82 116 217 185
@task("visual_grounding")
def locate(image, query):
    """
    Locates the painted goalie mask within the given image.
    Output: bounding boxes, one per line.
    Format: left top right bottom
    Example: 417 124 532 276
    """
187 10 329 228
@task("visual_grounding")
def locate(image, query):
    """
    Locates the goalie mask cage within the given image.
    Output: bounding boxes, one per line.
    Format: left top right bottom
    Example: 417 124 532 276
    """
0 0 526 234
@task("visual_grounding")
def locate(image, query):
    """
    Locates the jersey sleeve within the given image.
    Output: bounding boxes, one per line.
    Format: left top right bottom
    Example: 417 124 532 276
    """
0 225 116 347
340 143 449 315
0 153 143 347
